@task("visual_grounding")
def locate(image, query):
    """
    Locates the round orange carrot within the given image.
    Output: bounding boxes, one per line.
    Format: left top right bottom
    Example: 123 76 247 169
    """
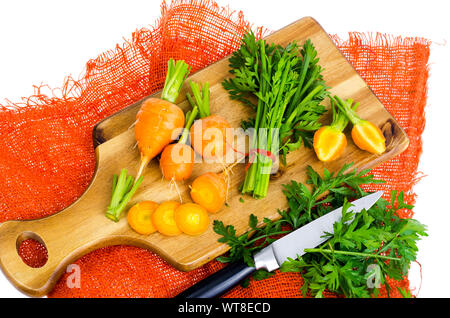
159 106 199 182
160 143 195 181
174 203 209 236
190 172 227 213
186 81 232 161
190 115 231 160
127 201 159 235
152 201 182 236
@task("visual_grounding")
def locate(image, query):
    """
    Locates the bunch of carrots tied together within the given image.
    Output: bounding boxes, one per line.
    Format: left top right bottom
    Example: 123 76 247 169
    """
104 31 386 239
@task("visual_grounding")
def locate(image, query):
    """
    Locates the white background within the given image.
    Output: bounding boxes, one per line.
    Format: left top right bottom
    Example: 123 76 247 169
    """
0 0 448 298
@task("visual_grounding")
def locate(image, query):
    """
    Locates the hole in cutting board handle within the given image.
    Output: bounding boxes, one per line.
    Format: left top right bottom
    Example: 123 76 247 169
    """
16 232 48 268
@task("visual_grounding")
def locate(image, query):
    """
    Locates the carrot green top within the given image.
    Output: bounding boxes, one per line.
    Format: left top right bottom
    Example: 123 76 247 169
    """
161 59 191 103
330 95 359 131
334 95 363 126
178 106 198 145
186 80 211 118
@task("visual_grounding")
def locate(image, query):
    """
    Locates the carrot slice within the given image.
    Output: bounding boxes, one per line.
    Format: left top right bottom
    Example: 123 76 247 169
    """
175 203 209 236
152 201 182 236
127 201 159 235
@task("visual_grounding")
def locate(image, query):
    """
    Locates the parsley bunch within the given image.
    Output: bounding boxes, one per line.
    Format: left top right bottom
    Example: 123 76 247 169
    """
222 31 328 198
213 164 427 297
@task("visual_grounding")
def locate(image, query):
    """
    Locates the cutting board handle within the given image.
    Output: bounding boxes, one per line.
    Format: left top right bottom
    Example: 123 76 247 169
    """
0 219 61 296
0 195 109 296
0 158 139 297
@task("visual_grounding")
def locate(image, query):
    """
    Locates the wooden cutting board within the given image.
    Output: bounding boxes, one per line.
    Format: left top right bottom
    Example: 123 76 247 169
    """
0 17 409 297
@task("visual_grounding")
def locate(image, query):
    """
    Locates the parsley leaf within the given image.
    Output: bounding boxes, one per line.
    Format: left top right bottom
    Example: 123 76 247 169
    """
213 163 427 298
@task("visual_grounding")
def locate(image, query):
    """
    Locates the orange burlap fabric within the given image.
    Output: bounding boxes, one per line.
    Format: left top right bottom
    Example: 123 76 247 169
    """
0 0 430 298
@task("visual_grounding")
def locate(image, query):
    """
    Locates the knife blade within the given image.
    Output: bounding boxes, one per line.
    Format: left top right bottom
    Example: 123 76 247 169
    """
177 191 383 298
253 190 383 271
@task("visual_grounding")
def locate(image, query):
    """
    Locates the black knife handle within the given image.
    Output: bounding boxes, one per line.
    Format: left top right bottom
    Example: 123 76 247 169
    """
176 262 256 298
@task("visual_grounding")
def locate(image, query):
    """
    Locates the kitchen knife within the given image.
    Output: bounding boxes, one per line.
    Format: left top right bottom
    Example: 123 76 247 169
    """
177 191 383 298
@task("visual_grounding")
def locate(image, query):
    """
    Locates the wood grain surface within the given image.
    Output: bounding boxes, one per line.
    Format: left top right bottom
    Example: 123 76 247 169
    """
0 17 409 297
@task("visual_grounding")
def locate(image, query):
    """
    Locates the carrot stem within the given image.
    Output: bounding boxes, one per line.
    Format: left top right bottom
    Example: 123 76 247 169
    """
161 59 191 103
106 169 128 221
106 174 144 222
124 176 133 192
109 169 127 210
329 97 350 132
106 169 144 222
334 96 363 126
304 248 400 261
113 176 144 221
112 174 118 194
179 106 198 145
188 81 210 118
202 82 210 116
186 92 196 112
